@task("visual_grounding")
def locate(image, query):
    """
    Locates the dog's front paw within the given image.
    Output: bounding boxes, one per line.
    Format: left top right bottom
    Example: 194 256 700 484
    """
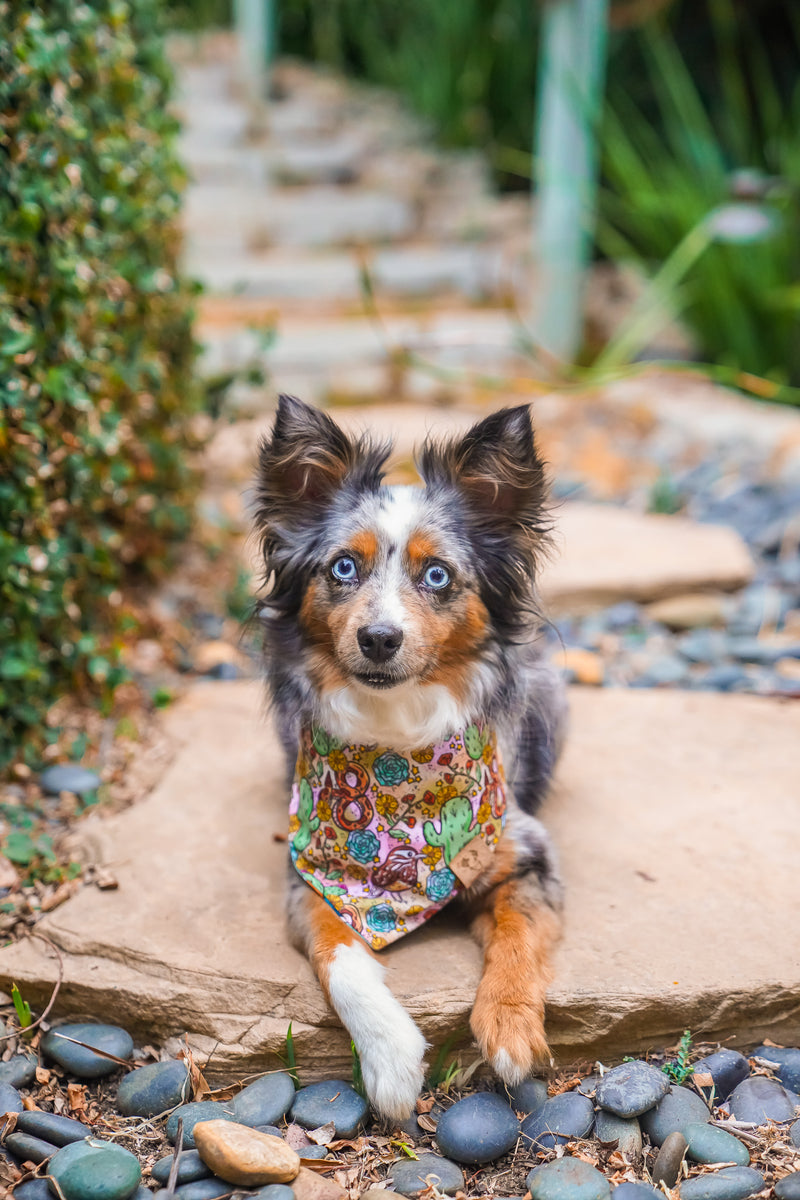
470 983 550 1084
359 1011 427 1121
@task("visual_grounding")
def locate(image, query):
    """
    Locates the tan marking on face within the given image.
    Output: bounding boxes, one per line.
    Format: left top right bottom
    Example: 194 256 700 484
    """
350 529 378 569
416 589 490 693
406 530 439 573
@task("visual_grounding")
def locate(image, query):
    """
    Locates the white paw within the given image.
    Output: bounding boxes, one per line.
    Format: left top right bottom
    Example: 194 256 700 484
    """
491 1047 526 1085
327 942 427 1121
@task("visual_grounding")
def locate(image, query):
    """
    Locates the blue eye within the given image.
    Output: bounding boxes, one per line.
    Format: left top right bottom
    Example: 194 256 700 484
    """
423 564 450 590
331 555 358 583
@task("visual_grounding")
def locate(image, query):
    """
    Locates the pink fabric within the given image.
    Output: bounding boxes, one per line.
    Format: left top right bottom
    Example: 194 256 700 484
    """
289 723 506 950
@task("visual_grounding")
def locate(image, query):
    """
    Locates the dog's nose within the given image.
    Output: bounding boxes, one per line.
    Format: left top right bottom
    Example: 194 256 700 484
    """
357 624 404 663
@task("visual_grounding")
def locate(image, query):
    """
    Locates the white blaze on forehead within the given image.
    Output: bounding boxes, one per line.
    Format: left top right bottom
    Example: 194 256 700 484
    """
376 486 424 545
371 486 425 628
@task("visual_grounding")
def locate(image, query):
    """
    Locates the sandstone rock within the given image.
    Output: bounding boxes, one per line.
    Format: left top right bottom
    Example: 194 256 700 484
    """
0 684 798 1077
542 504 754 613
291 1165 347 1200
557 647 604 686
193 1120 300 1186
645 593 730 630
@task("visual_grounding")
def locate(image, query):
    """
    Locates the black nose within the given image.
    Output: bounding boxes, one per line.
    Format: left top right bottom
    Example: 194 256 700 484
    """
357 624 404 664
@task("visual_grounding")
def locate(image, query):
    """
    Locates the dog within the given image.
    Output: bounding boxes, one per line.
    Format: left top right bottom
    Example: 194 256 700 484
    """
254 394 566 1121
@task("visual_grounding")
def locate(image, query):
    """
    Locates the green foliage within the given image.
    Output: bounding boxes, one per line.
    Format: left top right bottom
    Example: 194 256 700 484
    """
279 1021 300 1089
663 1029 694 1084
598 2 800 390
425 1028 464 1090
0 0 200 768
11 983 32 1031
350 1039 366 1100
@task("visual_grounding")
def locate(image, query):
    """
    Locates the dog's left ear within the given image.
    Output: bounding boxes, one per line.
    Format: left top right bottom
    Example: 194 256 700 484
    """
417 405 547 531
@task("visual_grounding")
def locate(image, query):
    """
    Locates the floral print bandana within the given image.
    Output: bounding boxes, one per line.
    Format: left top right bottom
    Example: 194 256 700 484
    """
289 723 507 950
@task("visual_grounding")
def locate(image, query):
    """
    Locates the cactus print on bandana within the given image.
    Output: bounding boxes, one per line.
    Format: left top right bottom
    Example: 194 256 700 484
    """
289 723 506 950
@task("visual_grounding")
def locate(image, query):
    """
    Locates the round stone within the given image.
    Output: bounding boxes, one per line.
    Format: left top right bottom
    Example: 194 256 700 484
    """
684 1121 749 1166
6 1132 58 1163
299 1144 329 1160
613 1185 661 1198
506 1076 548 1116
389 1153 464 1197
594 1110 642 1157
595 1061 670 1118
117 1058 191 1117
234 1072 296 1127
752 1045 800 1092
193 1119 300 1186
578 1075 600 1097
166 1101 238 1148
17 1109 91 1145
435 1092 519 1164
13 1181 53 1200
41 1023 134 1079
39 764 101 795
0 1081 23 1113
251 1188 297 1200
652 1131 687 1188
527 1157 611 1199
520 1091 594 1148
290 1080 368 1138
639 1085 710 1146
691 1051 750 1101
678 1166 764 1199
728 1075 800 1123
48 1138 142 1200
152 1149 212 1185
174 1181 233 1200
776 1172 800 1200
0 1052 37 1088
792 1119 800 1148
254 1125 284 1138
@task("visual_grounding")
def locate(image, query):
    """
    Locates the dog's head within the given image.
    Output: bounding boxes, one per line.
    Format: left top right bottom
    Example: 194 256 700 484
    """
255 395 549 717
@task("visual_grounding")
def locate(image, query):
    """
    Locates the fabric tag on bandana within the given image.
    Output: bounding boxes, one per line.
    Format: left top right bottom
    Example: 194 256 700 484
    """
289 722 507 950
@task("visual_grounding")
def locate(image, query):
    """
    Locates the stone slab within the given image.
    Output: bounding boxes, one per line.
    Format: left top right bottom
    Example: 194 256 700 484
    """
1 683 798 1080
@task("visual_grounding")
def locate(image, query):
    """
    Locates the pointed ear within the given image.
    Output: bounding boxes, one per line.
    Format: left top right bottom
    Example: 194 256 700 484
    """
417 405 548 531
255 395 390 530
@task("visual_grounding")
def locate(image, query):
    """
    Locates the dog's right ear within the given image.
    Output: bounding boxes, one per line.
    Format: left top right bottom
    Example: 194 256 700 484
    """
255 395 390 533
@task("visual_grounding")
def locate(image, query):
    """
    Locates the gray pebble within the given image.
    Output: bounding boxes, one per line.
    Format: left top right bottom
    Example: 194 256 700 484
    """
793 1119 800 1147
612 1185 661 1198
435 1092 519 1163
117 1058 191 1117
47 1138 142 1200
678 630 726 664
251 1189 296 1200
728 1075 800 1123
41 1022 133 1079
678 1165 764 1199
388 1152 464 1196
6 1132 58 1163
290 1080 368 1138
233 1071 296 1127
166 1101 237 1148
0 1051 37 1088
639 1085 710 1146
578 1074 600 1097
694 664 748 691
300 1145 330 1160
39 764 101 795
392 1112 422 1139
776 1172 800 1199
174 1181 233 1200
691 1051 750 1101
521 1091 594 1148
527 1156 611 1199
12 1182 53 1200
506 1076 547 1116
254 1124 284 1137
594 1109 642 1156
152 1148 211 1184
17 1109 91 1146
684 1121 749 1165
751 1044 800 1092
0 1080 23 1113
595 1061 669 1118
652 1131 687 1188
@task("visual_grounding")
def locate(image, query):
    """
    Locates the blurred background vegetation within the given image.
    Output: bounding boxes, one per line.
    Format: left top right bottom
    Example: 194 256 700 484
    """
168 0 800 388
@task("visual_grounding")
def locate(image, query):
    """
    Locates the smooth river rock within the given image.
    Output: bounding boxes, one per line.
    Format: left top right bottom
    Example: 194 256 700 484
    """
388 1153 464 1197
435 1092 519 1163
678 1166 764 1199
521 1091 594 1148
613 1184 661 1198
41 1022 133 1079
594 1109 642 1156
776 1173 800 1200
652 1131 687 1188
39 764 101 795
0 1051 37 1088
16 1110 90 1146
48 1138 142 1200
639 1085 710 1146
684 1121 749 1166
691 1051 750 1102
290 1080 368 1137
0 1081 24 1113
117 1058 191 1117
166 1101 237 1148
6 1132 57 1163
728 1075 800 1123
595 1061 669 1118
527 1157 611 1199
152 1148 212 1185
194 1119 300 1186
234 1071 296 1127
752 1044 800 1092
506 1076 548 1116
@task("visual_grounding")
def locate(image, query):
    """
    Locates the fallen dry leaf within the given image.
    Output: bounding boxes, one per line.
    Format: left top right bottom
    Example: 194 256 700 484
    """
307 1121 337 1146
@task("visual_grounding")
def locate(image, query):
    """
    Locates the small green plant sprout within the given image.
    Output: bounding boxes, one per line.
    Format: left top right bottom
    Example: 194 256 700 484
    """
351 1040 366 1100
391 1138 418 1159
11 983 32 1033
278 1022 300 1089
663 1029 694 1084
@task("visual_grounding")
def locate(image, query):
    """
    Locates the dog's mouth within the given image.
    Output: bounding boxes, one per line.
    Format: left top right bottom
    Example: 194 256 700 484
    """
352 671 407 690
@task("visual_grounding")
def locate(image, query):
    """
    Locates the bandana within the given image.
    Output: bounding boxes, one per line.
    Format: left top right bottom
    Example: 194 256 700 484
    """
289 723 506 950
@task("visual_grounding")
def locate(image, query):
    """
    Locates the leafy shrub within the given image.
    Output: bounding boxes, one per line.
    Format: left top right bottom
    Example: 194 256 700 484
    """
0 0 199 769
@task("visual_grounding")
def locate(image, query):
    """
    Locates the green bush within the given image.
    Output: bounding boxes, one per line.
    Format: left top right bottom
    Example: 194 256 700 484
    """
0 0 199 769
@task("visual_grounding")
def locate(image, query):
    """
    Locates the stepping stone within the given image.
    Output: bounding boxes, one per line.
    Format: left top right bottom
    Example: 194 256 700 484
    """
0 685 798 1079
388 1153 463 1196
